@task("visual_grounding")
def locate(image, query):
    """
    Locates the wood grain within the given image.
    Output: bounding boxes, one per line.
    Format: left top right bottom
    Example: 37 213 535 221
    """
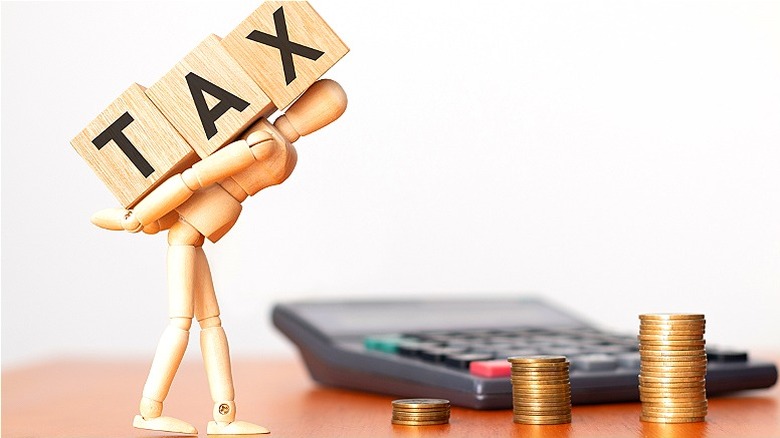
221 1 348 110
146 35 274 158
3 357 778 438
71 84 197 208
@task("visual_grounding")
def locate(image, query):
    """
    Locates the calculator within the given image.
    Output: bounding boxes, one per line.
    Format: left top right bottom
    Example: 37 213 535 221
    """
271 297 777 408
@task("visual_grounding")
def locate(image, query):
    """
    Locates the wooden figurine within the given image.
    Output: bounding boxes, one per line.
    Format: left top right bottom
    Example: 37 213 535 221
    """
74 2 348 433
91 79 348 435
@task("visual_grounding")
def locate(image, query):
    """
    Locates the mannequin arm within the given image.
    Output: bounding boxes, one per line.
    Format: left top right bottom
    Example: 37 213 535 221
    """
92 131 277 232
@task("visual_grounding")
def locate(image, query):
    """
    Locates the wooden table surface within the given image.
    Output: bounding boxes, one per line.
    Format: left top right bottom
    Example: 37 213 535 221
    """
3 356 779 438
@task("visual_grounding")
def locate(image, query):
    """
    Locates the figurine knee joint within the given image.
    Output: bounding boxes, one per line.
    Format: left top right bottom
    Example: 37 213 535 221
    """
171 317 192 331
199 316 222 329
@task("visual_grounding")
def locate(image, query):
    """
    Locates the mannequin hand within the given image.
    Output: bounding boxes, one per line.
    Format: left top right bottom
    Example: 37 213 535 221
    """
90 208 142 233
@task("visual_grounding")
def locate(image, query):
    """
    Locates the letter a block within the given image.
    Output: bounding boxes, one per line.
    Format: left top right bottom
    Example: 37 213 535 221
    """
146 34 275 158
71 84 197 207
221 1 348 110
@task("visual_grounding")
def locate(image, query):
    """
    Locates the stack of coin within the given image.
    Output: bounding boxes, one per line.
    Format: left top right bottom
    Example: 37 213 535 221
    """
508 355 572 425
638 313 707 423
391 399 450 426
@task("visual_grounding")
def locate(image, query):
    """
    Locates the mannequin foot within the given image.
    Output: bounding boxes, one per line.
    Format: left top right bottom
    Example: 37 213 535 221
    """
133 414 198 435
207 420 270 435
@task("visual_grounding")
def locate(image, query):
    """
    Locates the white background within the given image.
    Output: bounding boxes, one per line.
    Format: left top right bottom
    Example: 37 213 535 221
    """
2 1 779 369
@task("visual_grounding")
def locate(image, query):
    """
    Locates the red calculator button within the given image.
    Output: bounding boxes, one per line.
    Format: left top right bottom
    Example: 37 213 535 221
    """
470 360 511 377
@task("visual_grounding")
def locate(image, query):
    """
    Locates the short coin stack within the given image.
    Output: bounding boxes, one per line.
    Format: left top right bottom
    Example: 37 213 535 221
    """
638 313 707 423
508 355 572 425
391 399 450 426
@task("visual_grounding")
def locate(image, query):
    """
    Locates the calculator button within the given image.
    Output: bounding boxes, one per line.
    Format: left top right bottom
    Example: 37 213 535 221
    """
419 346 469 363
492 348 541 360
707 348 749 362
397 340 444 357
616 352 641 369
364 335 405 353
470 360 511 377
588 344 636 354
570 354 619 372
445 353 495 370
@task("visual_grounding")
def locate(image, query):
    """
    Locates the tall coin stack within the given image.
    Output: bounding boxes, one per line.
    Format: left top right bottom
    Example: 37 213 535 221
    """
508 356 572 425
638 313 707 423
391 399 450 426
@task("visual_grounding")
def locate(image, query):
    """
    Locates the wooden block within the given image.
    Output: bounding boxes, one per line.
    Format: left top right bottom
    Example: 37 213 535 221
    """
221 1 348 110
146 34 274 159
71 84 197 207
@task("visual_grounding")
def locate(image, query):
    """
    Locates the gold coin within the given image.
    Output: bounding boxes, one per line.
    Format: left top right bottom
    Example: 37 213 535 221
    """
513 413 572 421
640 356 707 364
641 399 708 407
641 365 706 373
513 397 572 404
636 335 704 345
640 313 705 320
639 376 707 384
639 384 706 392
511 374 570 380
640 371 706 379
640 338 705 345
640 415 705 423
392 399 450 409
642 408 707 416
640 365 706 373
508 355 568 363
513 393 572 400
639 326 705 334
641 413 707 420
639 349 706 357
391 419 449 426
643 405 708 413
640 364 707 371
641 406 707 413
513 388 571 395
511 373 570 379
393 413 450 421
642 409 708 416
513 418 571 425
640 383 707 391
640 357 707 365
640 397 707 405
642 407 708 414
640 318 706 324
511 377 570 385
511 387 571 394
639 388 706 396
641 357 708 364
393 414 450 421
511 383 571 390
640 345 705 353
512 399 572 407
640 319 705 325
512 414 571 424
639 324 705 331
512 406 571 415
392 407 451 414
511 365 571 372
511 370 570 375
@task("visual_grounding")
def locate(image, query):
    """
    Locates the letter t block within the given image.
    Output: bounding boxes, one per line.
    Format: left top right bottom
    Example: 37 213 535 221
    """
71 84 197 207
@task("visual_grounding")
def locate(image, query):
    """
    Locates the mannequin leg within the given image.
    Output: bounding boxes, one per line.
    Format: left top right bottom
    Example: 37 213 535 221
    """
194 247 269 435
132 221 202 434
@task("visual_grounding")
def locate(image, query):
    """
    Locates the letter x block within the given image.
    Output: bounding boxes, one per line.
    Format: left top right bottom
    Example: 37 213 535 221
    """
71 84 197 207
147 35 275 158
221 1 348 110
